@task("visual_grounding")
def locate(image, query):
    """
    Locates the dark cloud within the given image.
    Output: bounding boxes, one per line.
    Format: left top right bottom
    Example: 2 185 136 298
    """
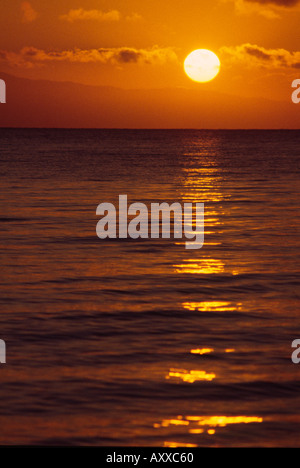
0 46 178 67
244 46 272 60
220 43 300 68
246 0 299 5
23 47 38 57
117 49 141 63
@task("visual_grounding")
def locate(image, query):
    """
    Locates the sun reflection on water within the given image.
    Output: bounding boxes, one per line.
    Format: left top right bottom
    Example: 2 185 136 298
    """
160 147 251 448
155 414 263 444
166 368 216 383
182 301 242 312
190 348 214 355
185 415 263 426
164 442 198 448
174 258 225 275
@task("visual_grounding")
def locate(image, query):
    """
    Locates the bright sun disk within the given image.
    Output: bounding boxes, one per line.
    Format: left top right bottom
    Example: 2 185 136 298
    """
184 49 220 83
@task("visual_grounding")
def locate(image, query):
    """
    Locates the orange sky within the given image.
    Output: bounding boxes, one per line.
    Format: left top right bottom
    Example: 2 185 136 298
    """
0 0 300 127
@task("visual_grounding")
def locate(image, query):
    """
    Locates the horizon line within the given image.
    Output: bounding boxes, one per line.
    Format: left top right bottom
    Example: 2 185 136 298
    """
1 127 299 131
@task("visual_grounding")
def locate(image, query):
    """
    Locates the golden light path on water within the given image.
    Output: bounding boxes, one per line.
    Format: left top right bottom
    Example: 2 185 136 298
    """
166 369 216 383
190 348 214 355
174 258 225 275
155 415 263 446
182 301 242 312
190 347 235 355
164 442 198 448
159 144 263 448
156 415 263 429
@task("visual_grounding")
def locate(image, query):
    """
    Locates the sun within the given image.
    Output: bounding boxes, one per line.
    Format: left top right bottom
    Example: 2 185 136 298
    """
184 49 220 83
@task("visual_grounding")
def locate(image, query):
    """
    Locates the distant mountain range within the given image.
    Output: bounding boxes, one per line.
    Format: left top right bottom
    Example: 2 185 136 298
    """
0 71 298 128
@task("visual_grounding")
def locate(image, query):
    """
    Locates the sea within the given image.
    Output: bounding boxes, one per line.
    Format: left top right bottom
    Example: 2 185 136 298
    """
0 129 299 446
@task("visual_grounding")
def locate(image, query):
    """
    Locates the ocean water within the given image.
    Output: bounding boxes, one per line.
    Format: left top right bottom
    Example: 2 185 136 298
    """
0 129 299 446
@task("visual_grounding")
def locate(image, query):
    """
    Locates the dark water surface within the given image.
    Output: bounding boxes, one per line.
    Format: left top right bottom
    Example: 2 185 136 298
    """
0 129 299 446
